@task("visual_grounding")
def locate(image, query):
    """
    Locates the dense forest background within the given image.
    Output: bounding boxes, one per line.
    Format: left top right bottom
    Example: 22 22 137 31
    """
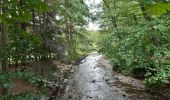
0 0 94 99
0 0 170 99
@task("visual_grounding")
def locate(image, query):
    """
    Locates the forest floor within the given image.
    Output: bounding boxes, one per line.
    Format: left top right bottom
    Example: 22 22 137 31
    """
50 52 168 100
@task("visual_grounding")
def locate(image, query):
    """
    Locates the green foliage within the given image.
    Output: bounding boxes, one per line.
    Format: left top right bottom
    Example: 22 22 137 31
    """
9 29 41 63
0 0 91 63
0 71 57 99
0 71 57 89
145 65 170 88
0 91 42 100
0 0 91 99
67 29 95 62
143 0 170 17
98 14 170 85
98 0 170 89
0 0 47 63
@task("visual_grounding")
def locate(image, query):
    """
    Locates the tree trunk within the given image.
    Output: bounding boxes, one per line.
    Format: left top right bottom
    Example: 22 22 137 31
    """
140 1 152 21
1 0 9 95
65 17 71 57
0 1 1 72
103 0 117 28
1 1 9 73
32 9 36 34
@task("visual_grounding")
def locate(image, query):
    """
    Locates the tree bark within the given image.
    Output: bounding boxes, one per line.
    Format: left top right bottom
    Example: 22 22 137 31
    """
32 9 36 34
1 0 9 73
0 0 1 71
1 0 9 95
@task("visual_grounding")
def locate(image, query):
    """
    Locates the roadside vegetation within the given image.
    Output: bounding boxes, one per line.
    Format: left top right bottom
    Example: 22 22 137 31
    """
0 0 94 99
0 0 170 99
97 0 170 96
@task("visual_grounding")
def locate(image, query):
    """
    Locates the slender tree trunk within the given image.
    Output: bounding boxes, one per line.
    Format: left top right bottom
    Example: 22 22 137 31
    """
1 1 9 73
18 0 27 67
113 0 117 28
1 0 9 95
41 0 48 61
140 1 152 21
69 23 74 55
42 12 46 61
65 17 71 57
0 24 2 73
32 9 36 34
64 0 72 58
103 0 117 28
15 60 18 68
38 13 42 61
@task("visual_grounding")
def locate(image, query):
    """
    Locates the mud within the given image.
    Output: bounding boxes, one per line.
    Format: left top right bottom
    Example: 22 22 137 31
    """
54 52 168 100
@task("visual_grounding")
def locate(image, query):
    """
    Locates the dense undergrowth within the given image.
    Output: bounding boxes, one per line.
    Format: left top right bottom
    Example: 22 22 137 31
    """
98 15 170 92
0 0 93 99
0 71 57 100
96 0 170 95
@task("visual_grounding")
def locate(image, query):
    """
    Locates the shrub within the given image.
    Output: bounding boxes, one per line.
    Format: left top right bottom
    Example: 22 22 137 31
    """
98 15 170 86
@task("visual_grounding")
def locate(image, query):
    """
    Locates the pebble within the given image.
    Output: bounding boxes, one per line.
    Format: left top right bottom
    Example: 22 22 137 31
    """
70 70 74 73
92 80 96 83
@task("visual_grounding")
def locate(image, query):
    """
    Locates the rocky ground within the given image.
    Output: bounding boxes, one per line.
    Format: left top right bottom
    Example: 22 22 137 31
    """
49 52 168 100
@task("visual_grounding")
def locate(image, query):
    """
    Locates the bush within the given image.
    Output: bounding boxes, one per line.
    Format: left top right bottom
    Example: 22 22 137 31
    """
0 71 57 99
98 15 170 86
0 91 42 100
145 65 170 88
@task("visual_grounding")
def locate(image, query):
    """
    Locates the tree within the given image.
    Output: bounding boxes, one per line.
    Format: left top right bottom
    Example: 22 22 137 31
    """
51 0 90 60
0 0 10 95
98 0 170 88
0 0 92 98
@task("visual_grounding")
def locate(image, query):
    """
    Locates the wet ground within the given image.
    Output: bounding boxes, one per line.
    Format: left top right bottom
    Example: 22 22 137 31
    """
55 52 168 100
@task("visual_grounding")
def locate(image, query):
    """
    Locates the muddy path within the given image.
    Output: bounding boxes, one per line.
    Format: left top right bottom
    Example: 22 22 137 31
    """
54 52 168 100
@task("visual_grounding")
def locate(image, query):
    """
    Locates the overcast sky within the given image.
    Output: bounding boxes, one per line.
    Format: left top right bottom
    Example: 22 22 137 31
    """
85 0 102 30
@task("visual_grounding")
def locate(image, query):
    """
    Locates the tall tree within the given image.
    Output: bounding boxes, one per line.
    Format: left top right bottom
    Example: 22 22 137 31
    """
0 0 9 95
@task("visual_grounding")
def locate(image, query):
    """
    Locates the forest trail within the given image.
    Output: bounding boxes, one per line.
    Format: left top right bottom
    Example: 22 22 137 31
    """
55 52 167 100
